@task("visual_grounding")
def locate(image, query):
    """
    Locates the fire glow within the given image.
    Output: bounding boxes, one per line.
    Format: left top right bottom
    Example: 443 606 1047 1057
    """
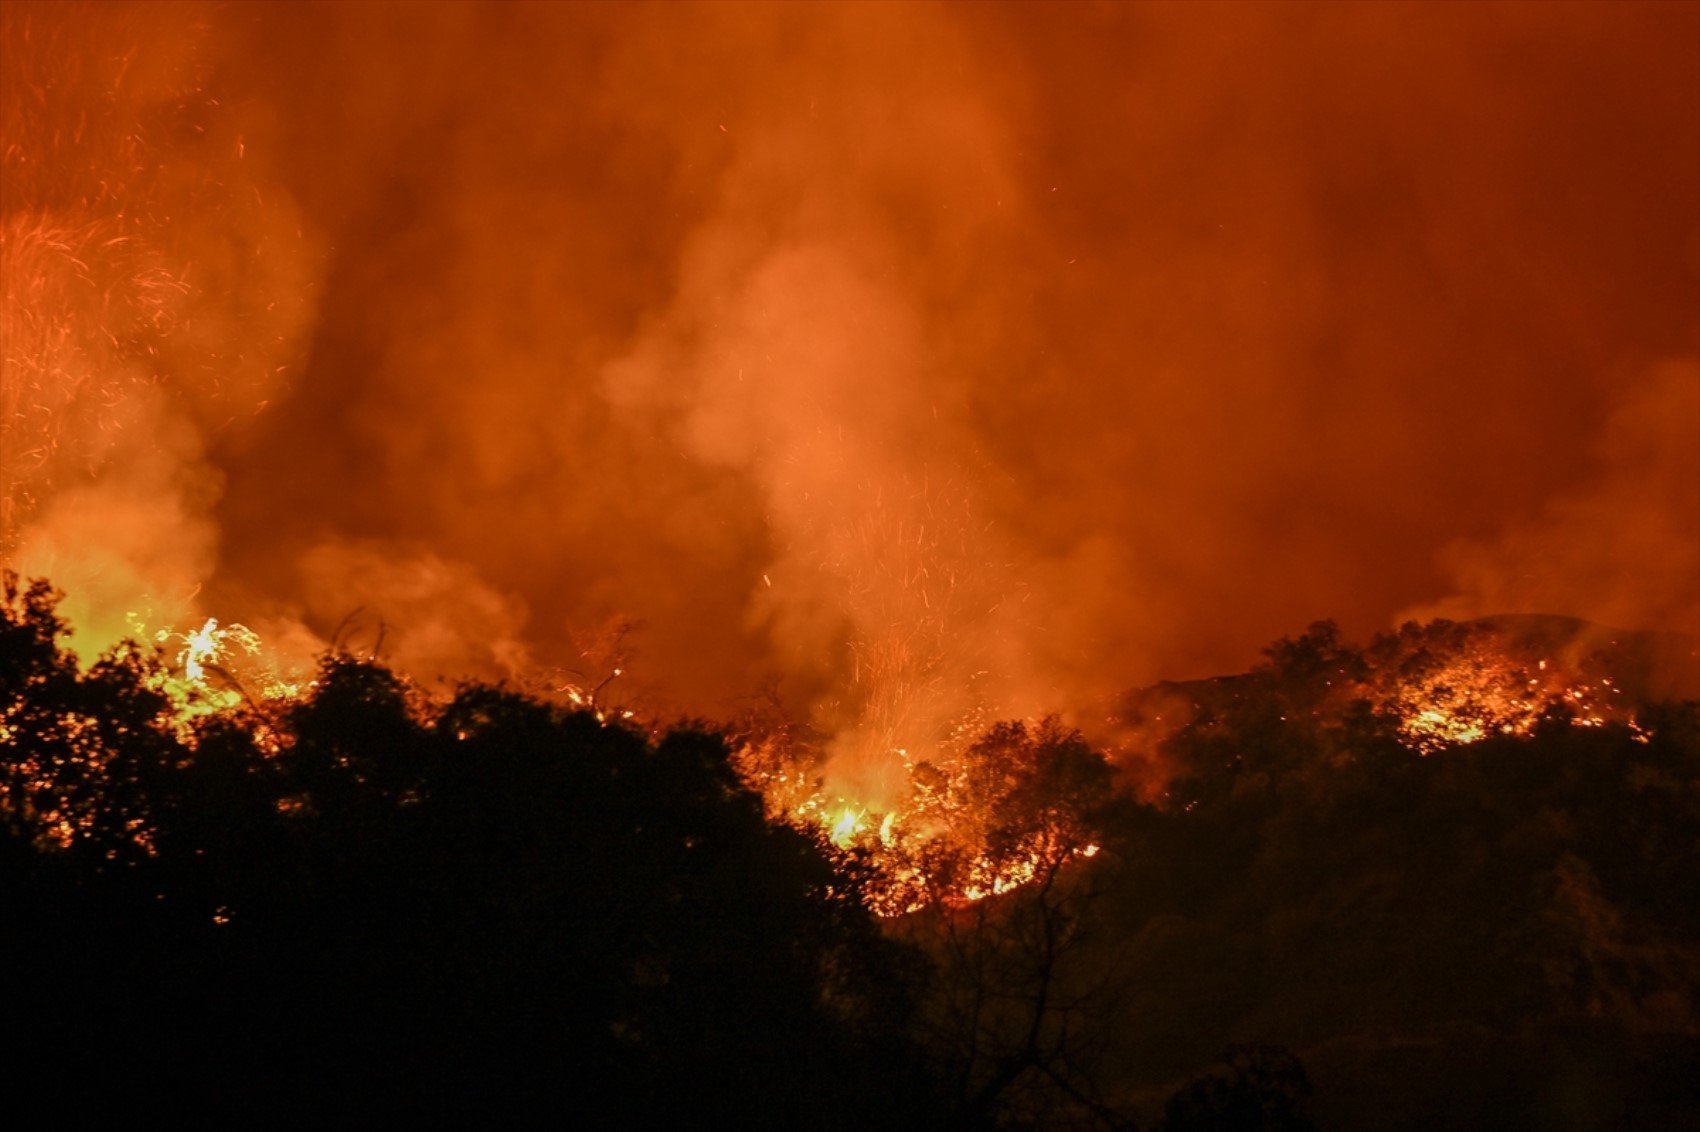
734 721 1110 916
2 5 1694 914
1352 622 1649 754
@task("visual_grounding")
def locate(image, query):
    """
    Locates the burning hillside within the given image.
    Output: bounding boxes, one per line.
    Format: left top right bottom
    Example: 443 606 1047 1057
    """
2 4 1698 1121
1121 615 1689 773
4 568 1697 1129
735 716 1110 915
3 6 1700 1121
6 570 1687 916
738 611 1699 910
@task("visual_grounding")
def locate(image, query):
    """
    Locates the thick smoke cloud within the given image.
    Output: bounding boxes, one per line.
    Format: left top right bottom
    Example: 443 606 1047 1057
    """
1 1 318 653
5 4 1697 735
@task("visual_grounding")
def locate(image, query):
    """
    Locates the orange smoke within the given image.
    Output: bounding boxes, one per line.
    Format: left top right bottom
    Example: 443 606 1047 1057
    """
2 1 316 661
3 3 1697 784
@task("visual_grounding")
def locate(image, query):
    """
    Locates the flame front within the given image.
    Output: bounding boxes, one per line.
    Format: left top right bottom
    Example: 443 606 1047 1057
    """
736 717 1109 916
1361 627 1646 753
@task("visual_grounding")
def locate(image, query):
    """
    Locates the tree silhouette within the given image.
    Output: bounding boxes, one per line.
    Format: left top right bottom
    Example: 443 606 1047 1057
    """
7 575 1700 1127
900 719 1138 1128
0 578 957 1126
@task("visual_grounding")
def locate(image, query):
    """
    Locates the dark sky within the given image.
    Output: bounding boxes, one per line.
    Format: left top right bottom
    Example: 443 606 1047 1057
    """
5 1 1697 740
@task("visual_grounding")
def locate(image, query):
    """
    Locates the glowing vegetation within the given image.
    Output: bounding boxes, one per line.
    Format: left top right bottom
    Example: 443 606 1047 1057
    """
7 569 1676 923
1351 619 1648 752
738 718 1114 915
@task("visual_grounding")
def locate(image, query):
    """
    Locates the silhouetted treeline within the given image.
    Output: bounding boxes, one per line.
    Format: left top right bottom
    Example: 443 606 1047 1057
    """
1097 620 1700 1129
5 580 1699 1129
0 577 948 1126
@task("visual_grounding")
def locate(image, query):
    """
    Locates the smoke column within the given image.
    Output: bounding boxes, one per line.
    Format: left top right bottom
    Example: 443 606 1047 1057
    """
2 1 317 655
3 3 1696 736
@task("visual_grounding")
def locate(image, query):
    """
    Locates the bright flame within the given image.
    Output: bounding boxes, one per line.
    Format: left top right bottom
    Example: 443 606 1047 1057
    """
736 719 1107 917
130 614 310 742
1367 636 1645 754
159 617 261 684
828 805 868 849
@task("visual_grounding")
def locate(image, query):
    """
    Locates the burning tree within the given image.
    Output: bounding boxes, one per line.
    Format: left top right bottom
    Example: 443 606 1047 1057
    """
0 577 959 1124
736 715 1120 916
824 720 1141 1127
727 709 1144 1123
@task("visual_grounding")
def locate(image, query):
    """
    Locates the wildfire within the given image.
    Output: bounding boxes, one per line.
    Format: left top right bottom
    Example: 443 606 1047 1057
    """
159 617 261 686
826 803 869 848
558 666 636 726
735 718 1109 916
1358 623 1647 754
117 614 305 748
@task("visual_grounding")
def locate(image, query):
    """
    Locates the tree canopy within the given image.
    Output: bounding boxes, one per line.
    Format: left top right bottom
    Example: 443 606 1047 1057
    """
4 581 1697 1129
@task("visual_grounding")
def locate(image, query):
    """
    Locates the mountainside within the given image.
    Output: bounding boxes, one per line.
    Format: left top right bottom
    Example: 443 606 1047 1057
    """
1085 616 1700 1127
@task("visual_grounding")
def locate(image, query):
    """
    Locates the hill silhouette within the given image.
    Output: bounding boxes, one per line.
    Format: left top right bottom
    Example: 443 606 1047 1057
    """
3 579 1696 1128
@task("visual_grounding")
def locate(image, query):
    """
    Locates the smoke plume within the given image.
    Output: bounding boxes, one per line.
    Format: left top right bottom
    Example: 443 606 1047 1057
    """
4 3 1697 738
